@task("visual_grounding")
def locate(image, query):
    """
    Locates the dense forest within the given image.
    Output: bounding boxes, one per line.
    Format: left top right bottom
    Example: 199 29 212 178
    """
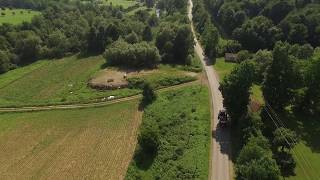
0 0 195 74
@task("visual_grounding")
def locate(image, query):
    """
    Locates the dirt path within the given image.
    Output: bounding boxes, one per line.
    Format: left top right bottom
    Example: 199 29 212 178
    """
188 1 233 179
0 81 196 113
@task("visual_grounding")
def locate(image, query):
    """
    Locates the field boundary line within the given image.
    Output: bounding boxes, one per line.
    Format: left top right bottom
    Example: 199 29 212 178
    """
0 81 197 113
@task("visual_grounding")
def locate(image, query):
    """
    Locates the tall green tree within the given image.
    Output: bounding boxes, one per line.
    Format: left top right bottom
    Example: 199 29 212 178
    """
0 50 10 73
142 25 153 42
273 127 298 152
219 61 255 123
236 134 280 180
201 23 219 59
142 82 156 105
263 41 295 111
173 25 194 64
304 58 320 114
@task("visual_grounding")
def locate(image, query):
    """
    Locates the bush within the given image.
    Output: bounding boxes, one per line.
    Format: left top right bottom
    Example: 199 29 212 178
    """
237 50 251 62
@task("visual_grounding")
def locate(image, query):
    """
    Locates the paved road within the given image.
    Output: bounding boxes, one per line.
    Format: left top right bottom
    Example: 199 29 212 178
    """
188 1 233 179
0 82 196 113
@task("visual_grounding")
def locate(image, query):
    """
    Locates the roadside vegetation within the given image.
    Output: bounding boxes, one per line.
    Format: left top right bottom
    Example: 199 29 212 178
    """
194 0 320 179
0 100 141 179
126 85 211 179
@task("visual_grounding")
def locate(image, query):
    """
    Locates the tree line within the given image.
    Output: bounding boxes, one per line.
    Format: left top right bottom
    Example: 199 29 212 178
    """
202 0 320 51
0 0 196 74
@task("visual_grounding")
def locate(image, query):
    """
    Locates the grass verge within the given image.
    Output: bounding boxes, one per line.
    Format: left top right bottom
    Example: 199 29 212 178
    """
126 85 211 179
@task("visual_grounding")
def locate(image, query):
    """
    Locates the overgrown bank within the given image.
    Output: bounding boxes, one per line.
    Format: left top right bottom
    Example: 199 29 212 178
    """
126 85 211 179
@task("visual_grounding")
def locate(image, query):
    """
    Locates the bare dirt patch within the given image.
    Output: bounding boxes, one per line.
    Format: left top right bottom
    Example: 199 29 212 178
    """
89 66 196 90
88 68 159 90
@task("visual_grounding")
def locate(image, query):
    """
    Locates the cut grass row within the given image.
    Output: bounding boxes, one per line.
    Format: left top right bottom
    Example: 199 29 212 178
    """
0 8 40 25
0 100 141 179
126 85 211 179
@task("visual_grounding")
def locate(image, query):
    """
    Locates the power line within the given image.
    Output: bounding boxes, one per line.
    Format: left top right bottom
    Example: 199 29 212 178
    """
263 106 313 180
264 103 320 180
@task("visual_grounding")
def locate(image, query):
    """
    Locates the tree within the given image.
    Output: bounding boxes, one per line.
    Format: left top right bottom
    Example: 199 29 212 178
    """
263 41 295 111
263 1 294 23
46 30 69 58
125 32 139 44
219 61 255 123
290 43 314 59
236 134 280 180
8 31 41 64
142 83 156 105
303 58 320 114
173 25 194 64
273 127 298 151
201 23 219 59
233 16 282 51
237 50 251 62
156 24 194 64
288 24 308 44
251 50 273 83
104 40 160 68
145 0 154 8
0 50 10 73
142 25 153 42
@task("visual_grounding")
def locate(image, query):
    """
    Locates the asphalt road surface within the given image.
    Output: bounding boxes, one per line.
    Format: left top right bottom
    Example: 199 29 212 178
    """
188 1 233 179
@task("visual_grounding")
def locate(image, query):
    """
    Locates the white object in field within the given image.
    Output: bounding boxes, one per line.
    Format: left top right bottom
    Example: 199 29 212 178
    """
107 96 115 100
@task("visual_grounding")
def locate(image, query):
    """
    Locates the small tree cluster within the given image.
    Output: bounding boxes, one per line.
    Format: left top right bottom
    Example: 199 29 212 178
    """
156 24 194 65
236 134 280 180
273 127 299 175
104 40 160 68
219 61 255 124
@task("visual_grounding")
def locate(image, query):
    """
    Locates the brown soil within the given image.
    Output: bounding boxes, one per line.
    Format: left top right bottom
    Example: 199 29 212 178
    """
88 68 158 90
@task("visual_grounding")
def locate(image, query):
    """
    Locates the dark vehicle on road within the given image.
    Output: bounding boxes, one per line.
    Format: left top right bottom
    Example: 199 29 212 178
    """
218 110 229 128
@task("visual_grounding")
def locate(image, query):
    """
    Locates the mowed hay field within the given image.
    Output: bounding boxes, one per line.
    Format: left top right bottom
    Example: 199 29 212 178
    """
0 55 139 107
0 8 40 25
0 100 141 179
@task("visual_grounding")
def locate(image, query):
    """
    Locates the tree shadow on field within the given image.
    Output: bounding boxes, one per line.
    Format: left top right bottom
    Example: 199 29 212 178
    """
285 112 320 153
133 147 157 170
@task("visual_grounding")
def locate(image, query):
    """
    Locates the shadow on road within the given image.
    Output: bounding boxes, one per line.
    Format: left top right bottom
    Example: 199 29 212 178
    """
203 56 216 66
212 125 231 156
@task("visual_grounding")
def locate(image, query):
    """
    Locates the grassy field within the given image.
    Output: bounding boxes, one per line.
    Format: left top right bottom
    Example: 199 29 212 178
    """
0 55 198 107
126 85 211 179
283 113 320 180
0 8 40 25
105 0 138 8
213 57 236 80
0 55 140 107
0 100 141 179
